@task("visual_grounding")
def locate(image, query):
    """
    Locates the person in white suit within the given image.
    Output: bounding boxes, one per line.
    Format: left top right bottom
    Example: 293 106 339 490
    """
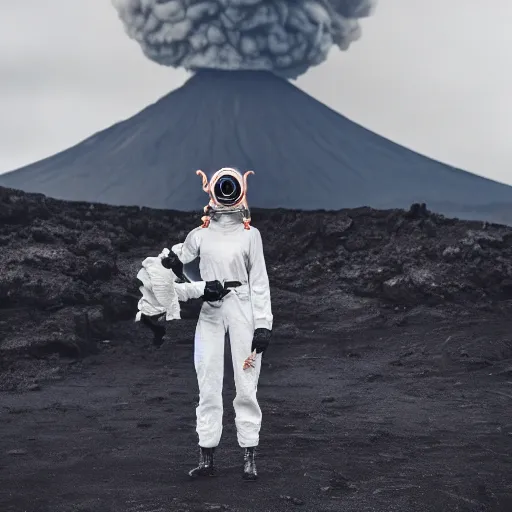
166 168 273 481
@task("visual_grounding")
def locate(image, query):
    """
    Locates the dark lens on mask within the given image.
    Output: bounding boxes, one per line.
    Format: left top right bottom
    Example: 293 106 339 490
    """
214 176 241 205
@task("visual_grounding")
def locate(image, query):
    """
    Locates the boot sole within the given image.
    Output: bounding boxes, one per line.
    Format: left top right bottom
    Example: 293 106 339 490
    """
188 470 217 478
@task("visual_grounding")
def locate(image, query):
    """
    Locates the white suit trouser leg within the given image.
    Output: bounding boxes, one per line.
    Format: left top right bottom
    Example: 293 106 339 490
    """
193 292 262 448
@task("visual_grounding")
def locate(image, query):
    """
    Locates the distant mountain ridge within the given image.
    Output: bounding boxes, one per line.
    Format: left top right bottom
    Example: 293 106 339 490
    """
1 69 511 223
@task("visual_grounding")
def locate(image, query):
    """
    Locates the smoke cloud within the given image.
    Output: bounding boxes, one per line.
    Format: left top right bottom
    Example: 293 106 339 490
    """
112 0 376 79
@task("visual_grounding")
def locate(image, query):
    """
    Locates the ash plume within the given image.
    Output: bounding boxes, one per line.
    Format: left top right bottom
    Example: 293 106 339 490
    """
112 0 376 78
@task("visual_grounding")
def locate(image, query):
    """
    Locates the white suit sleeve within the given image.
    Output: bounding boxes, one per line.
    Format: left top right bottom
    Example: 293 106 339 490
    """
248 228 273 330
171 227 201 264
174 281 206 302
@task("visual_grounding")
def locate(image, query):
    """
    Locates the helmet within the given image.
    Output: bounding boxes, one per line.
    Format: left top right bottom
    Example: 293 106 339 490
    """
210 168 244 207
196 167 254 229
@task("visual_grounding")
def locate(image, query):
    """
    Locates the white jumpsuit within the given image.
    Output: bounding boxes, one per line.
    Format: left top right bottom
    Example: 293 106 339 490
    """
172 213 273 448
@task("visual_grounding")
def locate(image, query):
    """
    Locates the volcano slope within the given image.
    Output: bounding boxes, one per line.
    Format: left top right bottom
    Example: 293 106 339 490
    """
1 70 512 225
1 187 512 512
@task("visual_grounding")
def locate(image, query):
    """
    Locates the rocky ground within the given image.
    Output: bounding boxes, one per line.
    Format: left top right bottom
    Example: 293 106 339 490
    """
1 186 512 511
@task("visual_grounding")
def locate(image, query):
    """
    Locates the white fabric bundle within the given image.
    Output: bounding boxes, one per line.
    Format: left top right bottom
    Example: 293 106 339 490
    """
135 248 206 322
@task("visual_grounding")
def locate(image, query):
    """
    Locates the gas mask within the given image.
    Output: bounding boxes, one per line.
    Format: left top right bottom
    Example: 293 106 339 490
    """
196 168 254 229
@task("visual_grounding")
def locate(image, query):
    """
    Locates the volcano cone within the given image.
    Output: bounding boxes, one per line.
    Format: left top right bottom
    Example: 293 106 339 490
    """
1 70 511 222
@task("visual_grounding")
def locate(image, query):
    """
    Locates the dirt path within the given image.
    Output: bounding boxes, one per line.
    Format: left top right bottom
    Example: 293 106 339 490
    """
2 319 512 512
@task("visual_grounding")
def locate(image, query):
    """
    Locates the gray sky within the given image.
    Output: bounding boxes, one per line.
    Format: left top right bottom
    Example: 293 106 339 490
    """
1 0 511 185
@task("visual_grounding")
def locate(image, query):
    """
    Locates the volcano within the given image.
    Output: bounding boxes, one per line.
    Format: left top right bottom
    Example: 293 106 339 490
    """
1 69 511 222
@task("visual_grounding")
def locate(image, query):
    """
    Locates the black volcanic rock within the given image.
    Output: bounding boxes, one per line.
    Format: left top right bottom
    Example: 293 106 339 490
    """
1 70 512 224
2 185 512 368
3 187 512 510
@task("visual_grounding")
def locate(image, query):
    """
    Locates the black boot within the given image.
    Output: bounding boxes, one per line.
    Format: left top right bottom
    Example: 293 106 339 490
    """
188 447 216 478
242 447 258 481
140 313 166 347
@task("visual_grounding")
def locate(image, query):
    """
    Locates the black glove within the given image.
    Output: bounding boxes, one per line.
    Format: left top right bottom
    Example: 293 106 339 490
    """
140 313 166 347
251 328 272 354
203 281 231 301
161 252 184 278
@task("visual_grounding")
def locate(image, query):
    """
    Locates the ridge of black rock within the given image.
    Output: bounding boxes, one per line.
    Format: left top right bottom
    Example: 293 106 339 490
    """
2 185 512 374
0 69 511 224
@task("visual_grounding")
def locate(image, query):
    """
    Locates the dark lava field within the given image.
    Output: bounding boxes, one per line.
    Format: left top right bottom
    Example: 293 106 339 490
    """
1 186 512 512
